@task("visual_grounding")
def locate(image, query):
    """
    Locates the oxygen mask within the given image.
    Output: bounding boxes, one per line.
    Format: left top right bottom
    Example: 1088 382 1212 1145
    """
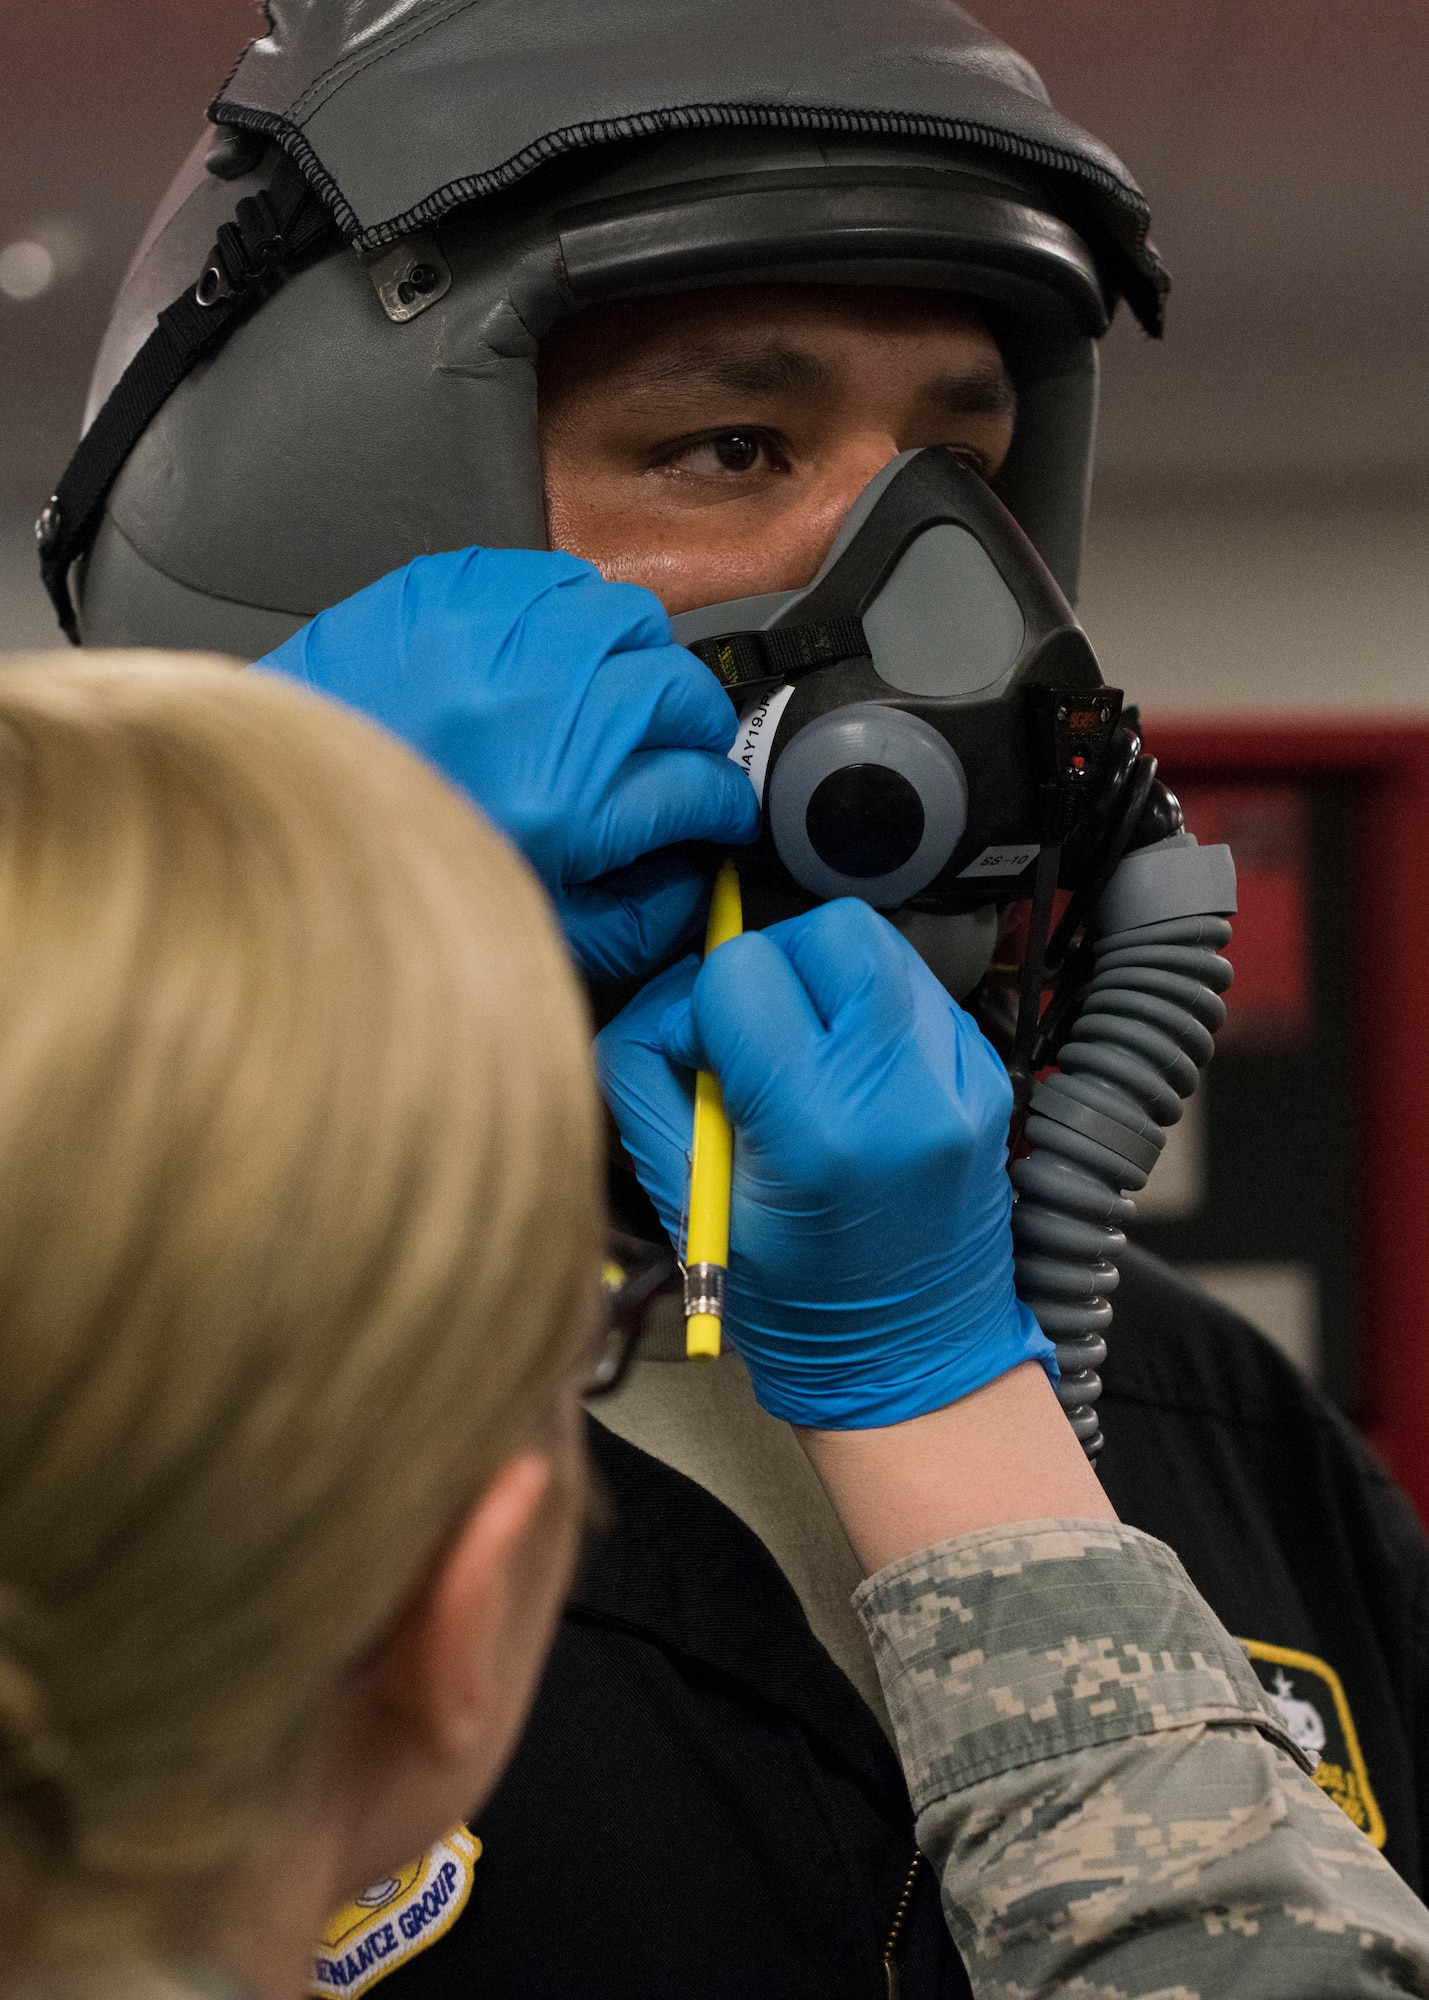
675 448 1237 1456
673 446 1176 1004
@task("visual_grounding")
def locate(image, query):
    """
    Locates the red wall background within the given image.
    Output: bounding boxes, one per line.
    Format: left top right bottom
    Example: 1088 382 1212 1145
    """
1153 719 1429 1526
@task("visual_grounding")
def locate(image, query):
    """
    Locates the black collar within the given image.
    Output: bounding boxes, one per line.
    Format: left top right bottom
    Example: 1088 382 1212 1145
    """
578 1417 912 1817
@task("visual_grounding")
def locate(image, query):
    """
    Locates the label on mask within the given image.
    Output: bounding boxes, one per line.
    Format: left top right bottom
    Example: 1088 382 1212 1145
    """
728 683 798 805
959 843 1040 880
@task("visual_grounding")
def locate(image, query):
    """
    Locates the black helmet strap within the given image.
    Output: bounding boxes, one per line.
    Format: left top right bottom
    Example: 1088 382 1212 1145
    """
37 149 336 642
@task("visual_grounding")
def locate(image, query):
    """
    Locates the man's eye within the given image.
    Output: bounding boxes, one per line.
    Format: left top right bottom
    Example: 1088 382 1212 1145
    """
945 445 989 480
666 430 776 476
710 432 761 472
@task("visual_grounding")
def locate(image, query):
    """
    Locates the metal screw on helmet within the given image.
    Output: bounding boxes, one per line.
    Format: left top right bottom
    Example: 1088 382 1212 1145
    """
367 236 452 323
396 266 441 306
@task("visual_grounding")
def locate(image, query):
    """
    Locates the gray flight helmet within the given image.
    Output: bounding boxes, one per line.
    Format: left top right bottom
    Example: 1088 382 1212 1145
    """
74 0 1168 657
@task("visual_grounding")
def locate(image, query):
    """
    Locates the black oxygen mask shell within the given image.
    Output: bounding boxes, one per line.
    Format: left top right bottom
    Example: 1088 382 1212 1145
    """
672 447 1112 918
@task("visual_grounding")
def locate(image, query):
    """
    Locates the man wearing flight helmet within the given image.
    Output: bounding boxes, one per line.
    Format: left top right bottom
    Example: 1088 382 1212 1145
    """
47 0 1429 1988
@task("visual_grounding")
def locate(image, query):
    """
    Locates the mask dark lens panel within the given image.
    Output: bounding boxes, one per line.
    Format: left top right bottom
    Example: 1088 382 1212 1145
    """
805 764 925 878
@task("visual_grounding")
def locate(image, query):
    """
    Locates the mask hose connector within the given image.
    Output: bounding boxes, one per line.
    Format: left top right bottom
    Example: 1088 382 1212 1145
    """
1009 836 1236 1457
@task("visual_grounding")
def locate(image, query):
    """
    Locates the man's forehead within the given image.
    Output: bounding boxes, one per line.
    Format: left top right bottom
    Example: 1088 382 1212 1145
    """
543 281 1013 388
590 325 1015 416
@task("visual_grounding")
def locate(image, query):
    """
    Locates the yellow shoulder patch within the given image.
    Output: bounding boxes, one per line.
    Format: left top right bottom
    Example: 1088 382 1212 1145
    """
1241 1638 1386 1848
311 1825 480 1998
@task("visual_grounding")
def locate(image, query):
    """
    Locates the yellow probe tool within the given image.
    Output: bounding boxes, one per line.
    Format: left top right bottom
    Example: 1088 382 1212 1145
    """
684 859 742 1359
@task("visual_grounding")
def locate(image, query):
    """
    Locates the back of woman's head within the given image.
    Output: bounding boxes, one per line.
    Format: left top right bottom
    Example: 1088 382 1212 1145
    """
0 652 599 1966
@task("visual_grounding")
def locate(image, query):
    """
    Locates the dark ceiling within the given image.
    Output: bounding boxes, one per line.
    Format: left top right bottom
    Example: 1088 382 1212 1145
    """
3 0 1426 509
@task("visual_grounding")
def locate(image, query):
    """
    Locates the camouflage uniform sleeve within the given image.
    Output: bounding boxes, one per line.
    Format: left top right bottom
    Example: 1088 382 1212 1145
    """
853 1520 1429 1999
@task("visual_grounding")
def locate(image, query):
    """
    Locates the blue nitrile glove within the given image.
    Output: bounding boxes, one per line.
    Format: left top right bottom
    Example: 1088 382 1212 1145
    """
596 898 1054 1429
259 549 759 979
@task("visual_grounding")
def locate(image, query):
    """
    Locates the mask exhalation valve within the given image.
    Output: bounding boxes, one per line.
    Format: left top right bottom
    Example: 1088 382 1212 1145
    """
768 703 969 908
804 765 925 878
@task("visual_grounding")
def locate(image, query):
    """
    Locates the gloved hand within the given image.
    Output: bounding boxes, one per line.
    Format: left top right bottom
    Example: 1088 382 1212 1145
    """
259 548 759 979
597 898 1054 1429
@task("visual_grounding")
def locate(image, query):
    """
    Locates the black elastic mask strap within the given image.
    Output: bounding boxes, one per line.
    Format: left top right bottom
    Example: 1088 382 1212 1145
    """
36 147 337 642
687 614 869 703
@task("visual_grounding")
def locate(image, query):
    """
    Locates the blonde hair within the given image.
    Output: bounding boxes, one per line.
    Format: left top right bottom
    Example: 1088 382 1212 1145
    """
0 651 600 1966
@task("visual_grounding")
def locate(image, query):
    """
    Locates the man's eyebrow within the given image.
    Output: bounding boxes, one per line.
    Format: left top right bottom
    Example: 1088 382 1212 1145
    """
631 342 836 401
925 365 1018 420
619 343 1016 420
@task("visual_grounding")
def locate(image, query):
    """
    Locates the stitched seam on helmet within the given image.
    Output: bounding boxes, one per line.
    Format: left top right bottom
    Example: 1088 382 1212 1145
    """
377 104 1146 229
202 105 362 241
358 102 1161 306
285 0 487 120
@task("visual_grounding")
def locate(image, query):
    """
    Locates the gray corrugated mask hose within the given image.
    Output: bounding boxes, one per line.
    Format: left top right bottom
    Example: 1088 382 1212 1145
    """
1010 834 1237 1456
